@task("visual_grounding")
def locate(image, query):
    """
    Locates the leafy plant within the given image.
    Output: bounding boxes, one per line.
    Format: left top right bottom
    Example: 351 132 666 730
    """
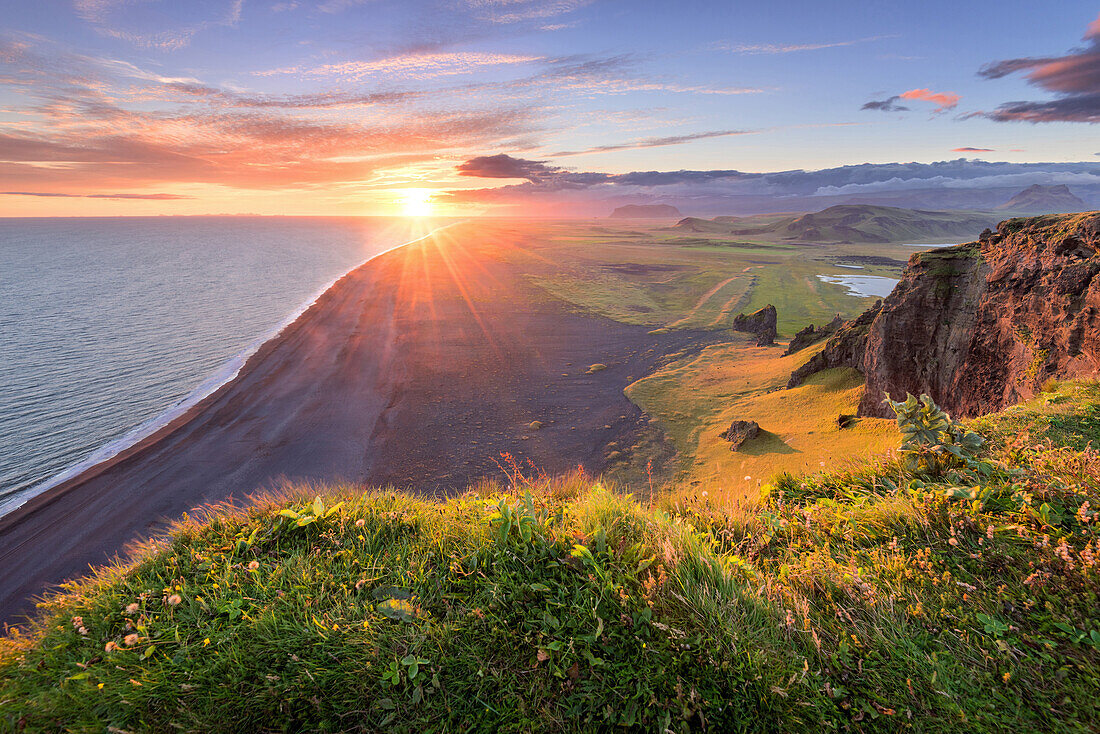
276 494 344 530
886 393 984 474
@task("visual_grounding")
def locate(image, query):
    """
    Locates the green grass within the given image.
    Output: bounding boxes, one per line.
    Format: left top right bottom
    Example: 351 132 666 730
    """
516 222 892 336
4 383 1100 731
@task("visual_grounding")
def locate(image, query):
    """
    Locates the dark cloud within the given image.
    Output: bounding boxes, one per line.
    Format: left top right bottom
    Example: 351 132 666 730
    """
456 154 561 181
978 12 1100 122
1 191 192 199
861 96 909 112
981 94 1100 123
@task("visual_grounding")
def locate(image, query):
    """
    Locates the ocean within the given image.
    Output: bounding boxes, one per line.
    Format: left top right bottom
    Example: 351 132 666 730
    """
0 217 429 517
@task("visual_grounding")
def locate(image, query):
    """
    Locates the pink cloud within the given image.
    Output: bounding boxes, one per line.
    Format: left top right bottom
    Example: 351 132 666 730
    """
952 147 994 152
978 12 1100 122
899 88 961 112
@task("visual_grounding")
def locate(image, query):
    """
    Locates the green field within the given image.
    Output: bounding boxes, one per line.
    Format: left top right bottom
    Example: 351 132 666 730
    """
509 220 929 337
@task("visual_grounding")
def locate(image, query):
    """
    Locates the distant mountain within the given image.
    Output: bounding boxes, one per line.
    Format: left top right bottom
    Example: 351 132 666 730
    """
609 204 682 219
674 205 1001 244
997 184 1086 213
673 216 736 233
779 205 1001 243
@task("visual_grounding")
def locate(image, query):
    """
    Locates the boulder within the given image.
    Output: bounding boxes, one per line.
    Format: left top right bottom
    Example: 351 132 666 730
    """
719 420 760 450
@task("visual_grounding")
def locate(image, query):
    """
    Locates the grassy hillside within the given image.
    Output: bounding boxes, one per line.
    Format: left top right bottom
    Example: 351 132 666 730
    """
3 381 1099 732
675 206 1000 245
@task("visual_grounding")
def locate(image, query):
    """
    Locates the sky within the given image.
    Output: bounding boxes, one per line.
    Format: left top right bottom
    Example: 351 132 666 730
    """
0 0 1098 216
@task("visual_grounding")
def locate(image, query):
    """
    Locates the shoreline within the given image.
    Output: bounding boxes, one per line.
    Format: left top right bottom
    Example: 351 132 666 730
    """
0 223 459 522
0 221 721 625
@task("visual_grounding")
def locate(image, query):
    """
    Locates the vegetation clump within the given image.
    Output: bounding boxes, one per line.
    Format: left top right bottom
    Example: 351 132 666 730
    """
2 385 1100 732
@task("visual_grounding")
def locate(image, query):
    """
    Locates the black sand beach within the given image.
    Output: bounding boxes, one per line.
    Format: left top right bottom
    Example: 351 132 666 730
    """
0 222 717 626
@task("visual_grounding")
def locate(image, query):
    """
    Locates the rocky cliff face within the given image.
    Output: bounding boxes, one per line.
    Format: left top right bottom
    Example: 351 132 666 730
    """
789 212 1100 418
732 305 777 346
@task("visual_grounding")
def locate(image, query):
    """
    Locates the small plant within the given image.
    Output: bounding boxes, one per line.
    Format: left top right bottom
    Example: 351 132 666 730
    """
276 495 344 530
885 393 984 474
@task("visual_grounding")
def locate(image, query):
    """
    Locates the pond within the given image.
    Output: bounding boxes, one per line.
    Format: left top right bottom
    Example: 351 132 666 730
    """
817 274 900 298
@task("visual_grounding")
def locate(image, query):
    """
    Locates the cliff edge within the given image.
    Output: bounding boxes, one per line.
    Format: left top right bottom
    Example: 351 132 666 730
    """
790 211 1100 417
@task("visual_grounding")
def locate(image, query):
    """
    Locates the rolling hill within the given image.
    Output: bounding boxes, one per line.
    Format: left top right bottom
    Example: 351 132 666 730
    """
675 204 1002 244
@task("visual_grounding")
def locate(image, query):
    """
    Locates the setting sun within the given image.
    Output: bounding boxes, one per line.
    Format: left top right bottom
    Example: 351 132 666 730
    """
399 189 435 217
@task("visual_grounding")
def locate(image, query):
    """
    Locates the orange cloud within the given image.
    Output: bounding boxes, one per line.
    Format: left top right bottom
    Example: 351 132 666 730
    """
900 88 961 112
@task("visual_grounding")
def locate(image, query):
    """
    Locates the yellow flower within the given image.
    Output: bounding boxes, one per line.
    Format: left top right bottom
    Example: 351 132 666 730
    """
97 683 104 690
203 638 211 647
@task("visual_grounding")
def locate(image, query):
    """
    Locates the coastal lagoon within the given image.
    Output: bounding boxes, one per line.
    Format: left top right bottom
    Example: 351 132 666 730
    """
816 273 900 298
0 217 424 515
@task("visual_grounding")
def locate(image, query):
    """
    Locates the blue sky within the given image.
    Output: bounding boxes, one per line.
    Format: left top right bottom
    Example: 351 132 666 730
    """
1 0 1097 214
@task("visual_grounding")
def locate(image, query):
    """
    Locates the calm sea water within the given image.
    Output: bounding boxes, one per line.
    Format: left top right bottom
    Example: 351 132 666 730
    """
0 217 427 516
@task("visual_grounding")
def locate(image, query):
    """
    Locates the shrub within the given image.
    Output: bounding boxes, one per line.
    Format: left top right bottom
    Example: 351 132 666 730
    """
885 393 984 475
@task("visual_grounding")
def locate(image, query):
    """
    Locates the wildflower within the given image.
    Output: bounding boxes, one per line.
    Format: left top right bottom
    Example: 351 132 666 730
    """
123 633 141 646
1078 501 1093 524
948 538 958 546
70 616 83 629
124 603 140 615
355 518 366 527
105 641 119 652
247 560 260 571
203 638 211 647
1055 538 1076 570
97 683 104 690
167 594 182 606
78 626 88 636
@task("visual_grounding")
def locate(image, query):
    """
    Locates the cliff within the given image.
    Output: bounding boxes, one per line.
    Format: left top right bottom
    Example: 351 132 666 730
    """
790 211 1100 417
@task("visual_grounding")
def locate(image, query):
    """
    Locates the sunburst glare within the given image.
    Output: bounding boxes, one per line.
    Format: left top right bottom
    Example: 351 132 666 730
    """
399 188 435 217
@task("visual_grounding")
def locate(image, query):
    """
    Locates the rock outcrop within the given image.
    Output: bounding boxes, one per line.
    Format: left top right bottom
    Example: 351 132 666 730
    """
720 420 759 450
789 212 1100 418
785 314 844 355
732 305 777 346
